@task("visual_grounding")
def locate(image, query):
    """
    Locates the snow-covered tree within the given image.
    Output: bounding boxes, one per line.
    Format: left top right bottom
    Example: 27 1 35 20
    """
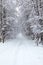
0 0 43 44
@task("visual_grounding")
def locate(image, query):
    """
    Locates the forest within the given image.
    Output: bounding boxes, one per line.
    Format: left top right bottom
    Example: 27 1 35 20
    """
0 0 43 45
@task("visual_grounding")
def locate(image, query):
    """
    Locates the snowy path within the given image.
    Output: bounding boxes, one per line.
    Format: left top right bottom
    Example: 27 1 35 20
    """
0 33 43 65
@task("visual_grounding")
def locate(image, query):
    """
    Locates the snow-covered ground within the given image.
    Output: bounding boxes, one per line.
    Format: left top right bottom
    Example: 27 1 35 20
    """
0 33 43 65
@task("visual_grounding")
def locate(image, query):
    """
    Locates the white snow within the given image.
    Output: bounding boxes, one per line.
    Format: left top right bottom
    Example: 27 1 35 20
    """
0 33 43 65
